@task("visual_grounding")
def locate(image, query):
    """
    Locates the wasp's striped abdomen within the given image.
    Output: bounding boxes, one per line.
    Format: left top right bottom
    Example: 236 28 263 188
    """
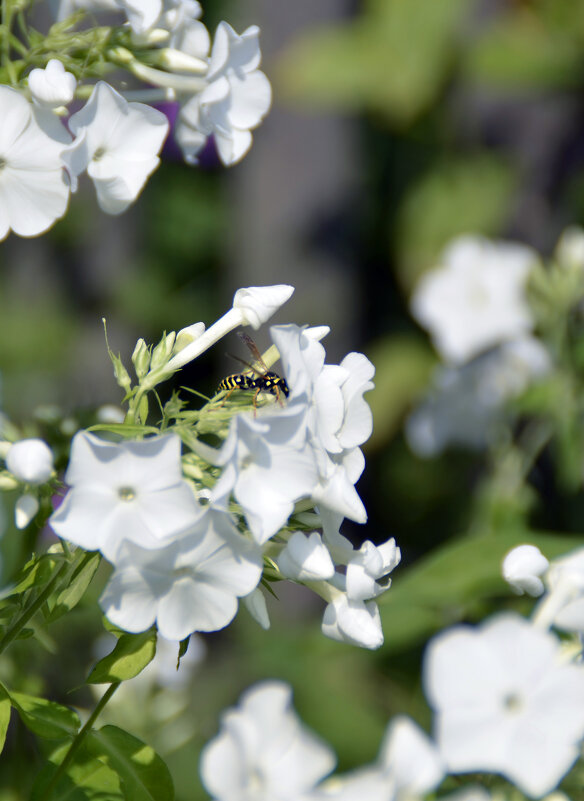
217 373 257 393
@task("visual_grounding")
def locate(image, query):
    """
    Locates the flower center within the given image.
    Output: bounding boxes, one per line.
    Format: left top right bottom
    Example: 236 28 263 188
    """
118 486 136 502
502 692 523 714
0 156 7 171
93 146 106 162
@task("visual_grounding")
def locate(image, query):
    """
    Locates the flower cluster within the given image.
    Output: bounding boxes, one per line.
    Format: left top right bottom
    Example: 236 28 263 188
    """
198 537 584 801
0 2 271 238
407 234 551 456
38 284 399 648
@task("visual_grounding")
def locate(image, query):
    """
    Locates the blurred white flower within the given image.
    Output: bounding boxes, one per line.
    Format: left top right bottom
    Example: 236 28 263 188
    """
243 586 270 630
200 681 336 801
376 715 444 800
533 547 584 633
100 508 262 639
15 494 39 529
165 284 293 372
28 60 76 108
50 431 201 561
49 0 118 18
6 438 54 484
424 613 584 797
406 337 551 457
411 235 537 365
277 531 335 581
502 544 549 597
0 86 70 239
555 226 584 272
62 81 168 213
176 22 272 166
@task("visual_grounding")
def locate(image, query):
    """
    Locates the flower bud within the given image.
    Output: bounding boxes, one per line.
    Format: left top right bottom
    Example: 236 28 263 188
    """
15 493 39 529
132 338 151 379
150 332 177 371
502 544 549 597
175 322 205 353
157 48 208 74
232 284 294 330
28 59 76 108
6 438 54 484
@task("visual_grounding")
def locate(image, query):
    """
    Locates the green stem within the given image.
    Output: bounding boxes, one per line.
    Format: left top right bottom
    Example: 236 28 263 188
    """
0 547 89 656
42 682 120 801
0 560 69 656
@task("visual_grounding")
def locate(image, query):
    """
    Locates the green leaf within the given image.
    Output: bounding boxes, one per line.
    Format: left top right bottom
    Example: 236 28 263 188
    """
366 335 435 449
31 742 124 801
0 686 11 755
465 12 583 89
86 725 174 801
380 529 584 653
45 552 101 623
277 0 467 122
11 552 61 596
395 155 516 291
86 631 157 684
9 690 80 739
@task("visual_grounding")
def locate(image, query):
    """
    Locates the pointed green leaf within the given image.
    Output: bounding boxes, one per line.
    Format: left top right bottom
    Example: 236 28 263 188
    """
86 725 174 801
11 552 61 596
0 686 11 754
31 742 123 801
9 690 80 739
380 529 584 652
86 631 157 684
45 553 101 623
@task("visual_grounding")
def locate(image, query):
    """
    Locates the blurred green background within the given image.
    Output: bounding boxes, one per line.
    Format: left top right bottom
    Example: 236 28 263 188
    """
4 1 584 798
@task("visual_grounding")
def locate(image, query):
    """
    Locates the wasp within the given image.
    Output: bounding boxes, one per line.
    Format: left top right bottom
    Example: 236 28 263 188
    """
217 333 289 408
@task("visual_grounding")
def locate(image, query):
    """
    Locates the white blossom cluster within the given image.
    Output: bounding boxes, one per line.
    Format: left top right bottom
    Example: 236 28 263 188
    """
407 235 551 456
0 1 271 239
198 584 584 801
0 284 400 649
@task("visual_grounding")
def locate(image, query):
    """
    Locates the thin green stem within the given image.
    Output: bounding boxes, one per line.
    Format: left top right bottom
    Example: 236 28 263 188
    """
0 560 69 656
42 683 120 801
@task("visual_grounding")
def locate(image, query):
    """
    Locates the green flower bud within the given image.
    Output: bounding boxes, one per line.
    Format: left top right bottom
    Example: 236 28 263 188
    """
132 338 151 380
150 332 177 371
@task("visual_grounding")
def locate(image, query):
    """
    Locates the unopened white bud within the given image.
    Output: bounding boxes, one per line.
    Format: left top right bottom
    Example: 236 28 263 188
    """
15 493 39 529
233 284 294 330
28 59 76 108
158 48 208 74
6 439 54 484
503 544 549 597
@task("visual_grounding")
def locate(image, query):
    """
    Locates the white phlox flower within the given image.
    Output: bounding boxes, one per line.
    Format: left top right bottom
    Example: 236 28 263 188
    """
165 284 294 372
200 407 318 545
377 716 444 800
424 612 584 798
28 60 77 108
345 538 401 602
270 324 374 523
406 337 551 457
311 446 368 524
502 544 549 597
117 0 162 33
277 531 335 581
321 588 384 650
6 438 54 484
100 507 262 639
176 21 272 166
49 431 202 561
0 86 70 240
533 547 584 633
61 81 169 213
199 681 336 801
306 768 391 801
411 235 537 365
